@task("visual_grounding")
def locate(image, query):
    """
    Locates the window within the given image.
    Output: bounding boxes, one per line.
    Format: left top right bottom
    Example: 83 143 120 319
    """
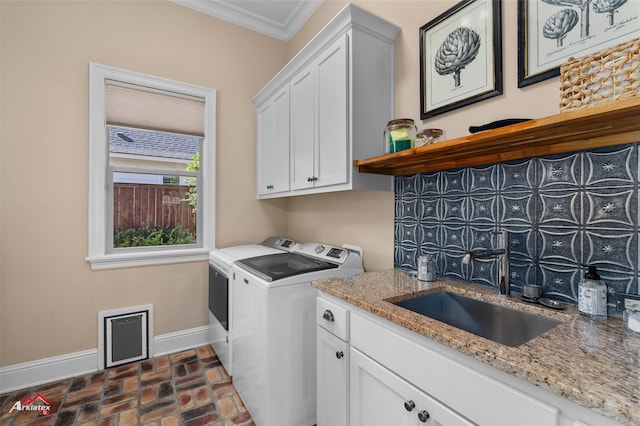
108 126 201 249
88 63 216 269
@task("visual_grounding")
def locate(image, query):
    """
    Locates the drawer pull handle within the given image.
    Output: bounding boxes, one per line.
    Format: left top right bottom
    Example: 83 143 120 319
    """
336 351 344 359
322 310 335 322
418 410 430 422
404 400 415 412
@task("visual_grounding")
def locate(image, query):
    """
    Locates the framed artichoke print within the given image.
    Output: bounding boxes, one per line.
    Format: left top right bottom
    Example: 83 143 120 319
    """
420 0 503 120
517 0 640 88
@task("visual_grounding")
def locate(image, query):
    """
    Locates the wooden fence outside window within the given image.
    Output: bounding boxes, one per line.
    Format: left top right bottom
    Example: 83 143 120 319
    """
113 183 196 234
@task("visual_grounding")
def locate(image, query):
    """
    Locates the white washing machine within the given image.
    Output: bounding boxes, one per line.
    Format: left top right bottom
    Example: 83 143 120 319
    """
231 242 363 426
208 236 296 375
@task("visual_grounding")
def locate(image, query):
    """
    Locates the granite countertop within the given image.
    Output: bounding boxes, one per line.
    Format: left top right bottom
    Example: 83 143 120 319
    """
314 269 640 426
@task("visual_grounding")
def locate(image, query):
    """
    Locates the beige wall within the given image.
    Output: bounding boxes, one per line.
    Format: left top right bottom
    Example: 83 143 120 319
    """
0 0 288 366
1 0 563 367
285 0 559 272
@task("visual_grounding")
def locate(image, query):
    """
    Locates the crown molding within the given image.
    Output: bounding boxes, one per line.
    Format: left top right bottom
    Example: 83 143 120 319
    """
172 0 323 41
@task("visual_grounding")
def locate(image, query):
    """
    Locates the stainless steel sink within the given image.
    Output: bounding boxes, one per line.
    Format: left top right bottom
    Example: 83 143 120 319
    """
393 291 561 347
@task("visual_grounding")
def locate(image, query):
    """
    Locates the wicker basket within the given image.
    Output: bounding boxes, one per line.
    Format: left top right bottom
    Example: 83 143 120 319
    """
560 36 640 112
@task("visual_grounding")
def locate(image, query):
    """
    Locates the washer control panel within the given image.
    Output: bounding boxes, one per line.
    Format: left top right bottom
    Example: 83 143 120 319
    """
296 243 349 263
261 236 298 251
327 247 345 259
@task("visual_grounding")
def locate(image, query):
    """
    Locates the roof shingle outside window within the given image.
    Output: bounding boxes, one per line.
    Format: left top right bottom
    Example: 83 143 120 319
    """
108 127 200 160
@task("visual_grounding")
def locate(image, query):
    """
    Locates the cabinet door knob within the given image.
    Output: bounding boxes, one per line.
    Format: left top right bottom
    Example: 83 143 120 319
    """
307 177 313 182
335 351 344 359
243 278 249 284
322 309 335 322
418 410 430 422
404 400 415 412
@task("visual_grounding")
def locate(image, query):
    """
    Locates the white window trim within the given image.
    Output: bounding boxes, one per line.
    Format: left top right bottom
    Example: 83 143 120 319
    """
87 63 216 270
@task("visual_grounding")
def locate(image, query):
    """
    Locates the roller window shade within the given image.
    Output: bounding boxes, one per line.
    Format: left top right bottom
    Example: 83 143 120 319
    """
106 80 205 137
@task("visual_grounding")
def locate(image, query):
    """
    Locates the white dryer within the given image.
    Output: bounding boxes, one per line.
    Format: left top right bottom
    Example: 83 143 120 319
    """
208 236 296 375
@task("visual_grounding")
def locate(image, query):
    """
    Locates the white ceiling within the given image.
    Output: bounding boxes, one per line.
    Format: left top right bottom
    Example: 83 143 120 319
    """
172 0 324 41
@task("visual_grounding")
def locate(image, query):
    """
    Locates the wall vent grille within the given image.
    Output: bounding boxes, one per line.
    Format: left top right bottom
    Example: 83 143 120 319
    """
98 304 153 369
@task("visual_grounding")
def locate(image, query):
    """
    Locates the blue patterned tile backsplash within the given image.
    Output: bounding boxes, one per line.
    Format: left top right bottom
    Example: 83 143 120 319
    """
394 144 640 308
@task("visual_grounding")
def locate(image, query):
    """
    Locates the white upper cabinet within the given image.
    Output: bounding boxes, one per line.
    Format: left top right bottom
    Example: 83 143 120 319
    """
315 35 349 189
257 86 290 196
253 4 400 199
291 34 348 191
290 66 316 190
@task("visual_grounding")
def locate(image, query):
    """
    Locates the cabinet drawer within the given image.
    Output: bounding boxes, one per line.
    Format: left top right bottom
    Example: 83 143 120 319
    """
317 296 349 341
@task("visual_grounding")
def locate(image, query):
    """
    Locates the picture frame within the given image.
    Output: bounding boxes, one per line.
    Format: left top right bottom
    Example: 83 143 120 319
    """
517 0 640 88
420 0 503 120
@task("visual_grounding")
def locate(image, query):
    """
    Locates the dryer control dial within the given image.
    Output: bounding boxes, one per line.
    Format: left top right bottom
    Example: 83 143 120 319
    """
315 245 326 254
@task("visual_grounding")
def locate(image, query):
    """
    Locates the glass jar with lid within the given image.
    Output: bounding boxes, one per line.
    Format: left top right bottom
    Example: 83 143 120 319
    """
384 119 417 153
415 128 444 147
417 254 435 281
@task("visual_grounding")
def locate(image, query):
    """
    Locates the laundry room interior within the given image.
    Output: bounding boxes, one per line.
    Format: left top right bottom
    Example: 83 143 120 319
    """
2 0 640 425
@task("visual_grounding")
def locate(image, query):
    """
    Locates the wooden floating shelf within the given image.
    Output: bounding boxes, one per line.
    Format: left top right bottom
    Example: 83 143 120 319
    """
354 96 640 176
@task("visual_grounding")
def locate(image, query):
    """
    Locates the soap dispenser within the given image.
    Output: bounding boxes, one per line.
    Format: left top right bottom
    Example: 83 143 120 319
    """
578 265 607 320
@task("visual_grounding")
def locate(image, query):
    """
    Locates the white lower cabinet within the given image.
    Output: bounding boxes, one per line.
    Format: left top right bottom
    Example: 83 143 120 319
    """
317 327 349 426
350 312 559 426
316 295 350 426
317 292 623 426
350 347 474 426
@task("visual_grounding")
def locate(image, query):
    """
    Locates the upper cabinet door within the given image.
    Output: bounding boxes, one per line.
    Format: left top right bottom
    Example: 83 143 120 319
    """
315 34 349 188
290 67 316 191
257 86 290 195
252 4 399 199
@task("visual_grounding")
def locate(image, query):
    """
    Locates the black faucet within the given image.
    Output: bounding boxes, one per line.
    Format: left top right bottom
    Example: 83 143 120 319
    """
462 231 511 296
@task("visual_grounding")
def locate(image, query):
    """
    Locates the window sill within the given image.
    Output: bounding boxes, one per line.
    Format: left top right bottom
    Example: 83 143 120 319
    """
86 248 210 270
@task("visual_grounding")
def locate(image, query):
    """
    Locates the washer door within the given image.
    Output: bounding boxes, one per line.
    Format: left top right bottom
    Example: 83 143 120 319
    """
208 263 228 330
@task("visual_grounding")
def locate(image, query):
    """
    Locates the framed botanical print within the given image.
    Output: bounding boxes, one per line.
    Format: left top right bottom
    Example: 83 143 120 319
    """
420 0 503 120
518 0 640 88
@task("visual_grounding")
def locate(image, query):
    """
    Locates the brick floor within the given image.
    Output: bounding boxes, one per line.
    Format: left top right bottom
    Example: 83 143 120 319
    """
0 345 254 426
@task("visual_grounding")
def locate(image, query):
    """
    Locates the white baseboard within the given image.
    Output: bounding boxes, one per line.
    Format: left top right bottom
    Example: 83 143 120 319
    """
153 324 218 357
0 324 219 394
0 349 98 395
